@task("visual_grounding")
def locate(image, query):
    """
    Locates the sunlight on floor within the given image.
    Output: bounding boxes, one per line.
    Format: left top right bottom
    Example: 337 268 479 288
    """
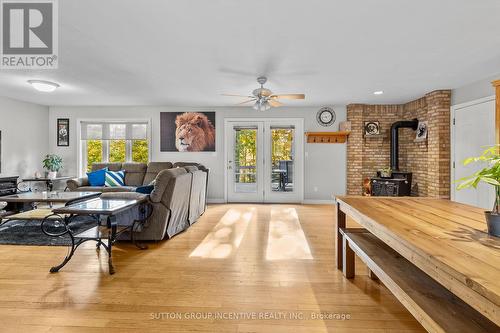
189 207 254 258
266 207 313 260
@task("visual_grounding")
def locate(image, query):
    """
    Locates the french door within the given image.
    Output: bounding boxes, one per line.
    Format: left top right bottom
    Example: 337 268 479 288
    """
225 119 303 203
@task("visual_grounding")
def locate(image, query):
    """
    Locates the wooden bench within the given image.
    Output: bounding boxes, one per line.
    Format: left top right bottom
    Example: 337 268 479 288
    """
339 228 498 333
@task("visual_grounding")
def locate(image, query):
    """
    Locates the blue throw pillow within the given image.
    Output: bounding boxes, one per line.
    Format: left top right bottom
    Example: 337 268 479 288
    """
136 185 154 194
105 170 126 187
87 168 108 186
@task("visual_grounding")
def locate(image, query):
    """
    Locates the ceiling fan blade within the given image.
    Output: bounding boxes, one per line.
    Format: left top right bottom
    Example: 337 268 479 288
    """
270 93 305 100
268 99 284 107
221 93 254 98
235 99 256 105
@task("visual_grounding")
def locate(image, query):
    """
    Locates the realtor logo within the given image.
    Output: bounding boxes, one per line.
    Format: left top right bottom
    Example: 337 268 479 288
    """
0 0 58 69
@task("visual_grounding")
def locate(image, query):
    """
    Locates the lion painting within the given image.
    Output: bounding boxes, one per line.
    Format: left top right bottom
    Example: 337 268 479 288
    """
175 112 215 152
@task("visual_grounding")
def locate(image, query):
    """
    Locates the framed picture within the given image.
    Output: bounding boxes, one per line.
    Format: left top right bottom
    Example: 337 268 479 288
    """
364 121 380 136
0 131 2 173
160 112 216 152
415 121 428 142
57 118 69 146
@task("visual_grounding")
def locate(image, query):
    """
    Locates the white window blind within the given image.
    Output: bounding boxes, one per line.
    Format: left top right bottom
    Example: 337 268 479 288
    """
81 122 148 140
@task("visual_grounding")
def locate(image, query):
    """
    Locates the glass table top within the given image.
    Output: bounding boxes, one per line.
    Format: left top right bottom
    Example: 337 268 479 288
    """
1 191 100 203
53 197 146 215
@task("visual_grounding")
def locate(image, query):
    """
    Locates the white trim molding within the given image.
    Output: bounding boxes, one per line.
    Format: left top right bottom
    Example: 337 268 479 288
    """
302 199 336 204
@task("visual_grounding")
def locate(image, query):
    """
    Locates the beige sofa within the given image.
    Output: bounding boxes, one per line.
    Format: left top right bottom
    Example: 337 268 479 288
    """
66 162 209 240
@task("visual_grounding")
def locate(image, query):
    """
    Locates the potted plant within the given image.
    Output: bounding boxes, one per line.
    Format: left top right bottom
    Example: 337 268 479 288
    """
379 167 392 178
457 146 500 237
42 154 63 179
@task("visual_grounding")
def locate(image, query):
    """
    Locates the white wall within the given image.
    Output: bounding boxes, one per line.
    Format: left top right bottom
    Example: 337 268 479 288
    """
452 73 499 105
49 106 347 202
0 96 49 179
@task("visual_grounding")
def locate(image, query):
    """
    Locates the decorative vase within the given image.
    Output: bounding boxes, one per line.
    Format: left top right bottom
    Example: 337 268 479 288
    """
47 171 57 179
485 211 500 237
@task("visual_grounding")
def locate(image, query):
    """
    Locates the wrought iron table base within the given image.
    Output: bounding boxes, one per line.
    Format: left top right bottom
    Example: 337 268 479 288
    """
42 203 152 275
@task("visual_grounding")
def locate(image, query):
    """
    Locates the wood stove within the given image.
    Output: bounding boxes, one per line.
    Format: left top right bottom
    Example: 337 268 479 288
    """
371 119 417 197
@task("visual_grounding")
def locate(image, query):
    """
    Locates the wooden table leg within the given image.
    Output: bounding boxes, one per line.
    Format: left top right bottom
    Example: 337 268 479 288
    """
368 268 379 281
342 235 355 278
336 202 346 270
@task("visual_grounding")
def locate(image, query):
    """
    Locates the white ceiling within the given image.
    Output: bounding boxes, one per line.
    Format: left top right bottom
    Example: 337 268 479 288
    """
1 0 500 106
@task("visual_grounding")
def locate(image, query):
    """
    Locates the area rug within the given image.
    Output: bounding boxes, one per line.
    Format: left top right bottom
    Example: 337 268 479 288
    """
0 216 95 246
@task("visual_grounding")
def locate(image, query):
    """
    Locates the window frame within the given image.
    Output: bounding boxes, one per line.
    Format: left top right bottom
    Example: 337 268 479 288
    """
78 119 152 176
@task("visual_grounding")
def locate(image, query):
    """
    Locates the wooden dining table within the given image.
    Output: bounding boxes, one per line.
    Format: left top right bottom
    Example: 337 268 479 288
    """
335 196 500 328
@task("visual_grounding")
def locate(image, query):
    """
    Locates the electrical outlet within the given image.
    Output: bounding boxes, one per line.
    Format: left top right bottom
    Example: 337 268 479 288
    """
314 186 318 192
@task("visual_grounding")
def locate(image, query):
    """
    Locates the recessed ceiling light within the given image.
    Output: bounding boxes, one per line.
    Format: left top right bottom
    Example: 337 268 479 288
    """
27 80 60 92
373 90 384 95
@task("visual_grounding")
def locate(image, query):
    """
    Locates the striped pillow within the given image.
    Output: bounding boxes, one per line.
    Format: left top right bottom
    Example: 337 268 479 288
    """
105 170 125 187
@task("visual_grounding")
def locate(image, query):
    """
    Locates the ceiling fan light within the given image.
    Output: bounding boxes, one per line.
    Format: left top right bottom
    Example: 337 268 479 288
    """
253 100 271 111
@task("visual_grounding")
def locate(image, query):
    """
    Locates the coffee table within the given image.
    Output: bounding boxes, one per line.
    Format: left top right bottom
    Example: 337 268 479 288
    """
46 196 151 274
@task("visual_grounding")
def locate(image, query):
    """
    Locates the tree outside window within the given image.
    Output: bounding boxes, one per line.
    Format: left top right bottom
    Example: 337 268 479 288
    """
86 140 102 171
132 140 149 163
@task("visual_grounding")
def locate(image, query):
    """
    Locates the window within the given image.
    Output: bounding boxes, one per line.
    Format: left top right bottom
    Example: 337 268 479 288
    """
81 121 150 173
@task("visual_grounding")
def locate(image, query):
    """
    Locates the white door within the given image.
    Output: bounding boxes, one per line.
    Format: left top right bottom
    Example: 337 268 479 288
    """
226 119 304 203
452 98 495 209
226 122 264 202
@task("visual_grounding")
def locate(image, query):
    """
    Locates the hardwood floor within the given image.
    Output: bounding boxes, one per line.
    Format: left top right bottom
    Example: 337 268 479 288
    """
0 204 424 332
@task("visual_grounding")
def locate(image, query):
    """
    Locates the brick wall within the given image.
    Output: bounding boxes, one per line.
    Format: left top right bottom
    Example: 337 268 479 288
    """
401 97 429 196
346 90 451 198
425 90 451 198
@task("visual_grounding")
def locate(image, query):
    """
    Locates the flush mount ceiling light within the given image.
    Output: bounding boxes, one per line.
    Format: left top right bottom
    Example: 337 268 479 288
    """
373 90 384 95
27 80 60 92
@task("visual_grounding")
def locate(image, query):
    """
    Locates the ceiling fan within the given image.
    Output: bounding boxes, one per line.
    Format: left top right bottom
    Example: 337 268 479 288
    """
222 76 305 111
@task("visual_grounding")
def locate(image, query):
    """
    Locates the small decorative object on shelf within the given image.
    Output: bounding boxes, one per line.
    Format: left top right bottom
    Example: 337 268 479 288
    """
415 121 428 142
457 146 500 237
364 121 380 136
339 121 351 132
305 131 350 143
42 154 63 179
316 107 336 127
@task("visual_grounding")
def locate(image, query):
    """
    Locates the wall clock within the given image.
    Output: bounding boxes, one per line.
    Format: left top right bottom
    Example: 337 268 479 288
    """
316 107 336 127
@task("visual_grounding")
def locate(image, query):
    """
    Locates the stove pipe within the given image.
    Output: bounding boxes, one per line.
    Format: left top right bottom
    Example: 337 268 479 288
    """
390 119 418 171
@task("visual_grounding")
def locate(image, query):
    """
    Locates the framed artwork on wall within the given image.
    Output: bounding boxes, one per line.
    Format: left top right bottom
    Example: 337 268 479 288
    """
364 121 380 136
57 118 69 147
0 131 2 173
160 112 216 152
415 121 428 142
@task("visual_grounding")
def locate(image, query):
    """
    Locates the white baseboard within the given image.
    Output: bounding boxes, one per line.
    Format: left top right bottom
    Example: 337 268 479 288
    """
302 199 336 204
207 198 225 204
207 199 334 204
